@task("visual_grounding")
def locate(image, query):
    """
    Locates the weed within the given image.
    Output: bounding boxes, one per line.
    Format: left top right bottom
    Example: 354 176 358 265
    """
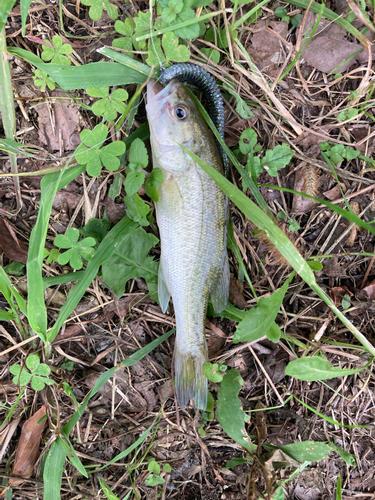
41 35 72 66
74 124 126 177
145 457 171 487
86 87 129 122
32 69 56 92
81 0 118 21
10 354 54 391
54 228 96 270
239 128 293 181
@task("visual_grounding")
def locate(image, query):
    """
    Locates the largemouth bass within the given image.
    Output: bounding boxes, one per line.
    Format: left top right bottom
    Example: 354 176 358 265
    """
146 78 229 410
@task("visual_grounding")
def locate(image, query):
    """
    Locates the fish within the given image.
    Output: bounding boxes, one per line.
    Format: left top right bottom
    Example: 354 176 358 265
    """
146 78 229 410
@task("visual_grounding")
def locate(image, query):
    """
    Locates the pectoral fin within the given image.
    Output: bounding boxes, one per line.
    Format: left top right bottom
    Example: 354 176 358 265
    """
210 252 230 313
158 261 170 313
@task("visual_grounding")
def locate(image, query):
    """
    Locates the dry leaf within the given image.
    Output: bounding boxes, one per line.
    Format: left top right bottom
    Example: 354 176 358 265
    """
292 164 318 214
0 219 28 264
323 183 346 201
10 406 47 486
300 13 375 74
229 276 247 309
363 278 375 301
37 91 83 151
347 201 360 247
247 21 289 78
329 286 352 308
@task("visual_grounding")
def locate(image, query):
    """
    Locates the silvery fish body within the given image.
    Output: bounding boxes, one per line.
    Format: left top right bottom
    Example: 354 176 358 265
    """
146 79 229 410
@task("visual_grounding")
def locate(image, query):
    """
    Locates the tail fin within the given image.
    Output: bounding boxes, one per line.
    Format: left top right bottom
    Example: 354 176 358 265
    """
175 346 208 410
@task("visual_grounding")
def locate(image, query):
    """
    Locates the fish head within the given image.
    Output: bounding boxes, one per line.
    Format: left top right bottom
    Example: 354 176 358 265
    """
146 79 203 172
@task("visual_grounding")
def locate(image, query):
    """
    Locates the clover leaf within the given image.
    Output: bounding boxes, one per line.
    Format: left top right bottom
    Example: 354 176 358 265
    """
87 87 129 121
163 32 190 62
10 354 54 391
33 69 56 92
41 35 72 66
162 0 184 24
112 19 135 54
146 32 190 67
54 228 96 270
81 0 118 21
75 124 126 176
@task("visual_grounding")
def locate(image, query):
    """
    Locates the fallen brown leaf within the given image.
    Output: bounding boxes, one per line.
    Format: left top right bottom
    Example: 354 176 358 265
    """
292 164 318 214
37 91 83 151
323 183 346 201
0 219 28 264
300 13 374 74
10 406 47 486
247 20 289 78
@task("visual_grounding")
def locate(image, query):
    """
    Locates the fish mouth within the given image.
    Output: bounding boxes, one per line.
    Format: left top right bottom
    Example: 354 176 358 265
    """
146 78 180 117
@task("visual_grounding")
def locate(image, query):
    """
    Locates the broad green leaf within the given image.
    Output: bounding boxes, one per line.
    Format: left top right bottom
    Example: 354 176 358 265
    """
148 460 161 474
239 128 258 154
162 32 190 62
101 226 159 299
200 48 220 64
261 144 293 176
280 440 354 464
285 356 369 381
174 8 201 39
80 218 111 241
128 138 149 170
233 275 292 343
203 362 224 383
124 193 149 225
217 369 256 454
145 474 165 486
267 322 282 343
125 170 145 196
146 38 166 67
34 363 51 377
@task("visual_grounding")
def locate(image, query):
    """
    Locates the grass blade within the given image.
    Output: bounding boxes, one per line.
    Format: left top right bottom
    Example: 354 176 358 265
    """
47 217 139 343
27 168 69 342
0 27 22 211
20 0 32 35
262 184 375 236
43 438 66 500
8 47 148 89
0 1 16 31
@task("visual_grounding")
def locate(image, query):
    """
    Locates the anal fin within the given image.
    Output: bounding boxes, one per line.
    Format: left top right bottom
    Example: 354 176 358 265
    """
158 261 170 313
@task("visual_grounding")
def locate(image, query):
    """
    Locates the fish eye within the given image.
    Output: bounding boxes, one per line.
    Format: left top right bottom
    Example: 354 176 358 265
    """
174 105 189 120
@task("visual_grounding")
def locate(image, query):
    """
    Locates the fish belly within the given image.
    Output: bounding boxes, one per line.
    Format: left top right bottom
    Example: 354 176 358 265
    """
156 163 227 410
